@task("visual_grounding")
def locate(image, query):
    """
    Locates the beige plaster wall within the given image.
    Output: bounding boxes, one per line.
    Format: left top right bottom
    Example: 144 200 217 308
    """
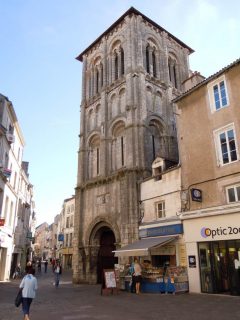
177 64 240 211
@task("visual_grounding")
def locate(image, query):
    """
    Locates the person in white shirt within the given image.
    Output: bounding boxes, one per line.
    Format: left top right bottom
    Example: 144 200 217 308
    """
133 258 142 294
19 267 38 320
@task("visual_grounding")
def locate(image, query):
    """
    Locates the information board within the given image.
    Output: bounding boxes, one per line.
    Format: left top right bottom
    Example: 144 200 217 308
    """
103 269 117 288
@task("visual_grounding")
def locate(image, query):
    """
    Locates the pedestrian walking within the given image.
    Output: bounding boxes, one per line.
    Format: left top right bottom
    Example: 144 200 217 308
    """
44 260 48 273
37 260 41 273
53 260 62 287
13 263 21 279
19 267 38 320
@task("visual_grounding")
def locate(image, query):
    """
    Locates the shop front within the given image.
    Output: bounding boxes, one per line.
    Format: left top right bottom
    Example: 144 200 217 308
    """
113 222 188 293
183 207 240 295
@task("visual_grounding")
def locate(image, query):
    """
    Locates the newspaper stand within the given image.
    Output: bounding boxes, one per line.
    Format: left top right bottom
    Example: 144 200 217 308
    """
101 269 119 295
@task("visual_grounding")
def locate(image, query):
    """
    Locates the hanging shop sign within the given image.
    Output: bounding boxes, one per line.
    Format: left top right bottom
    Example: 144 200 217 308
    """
140 223 183 238
58 234 64 241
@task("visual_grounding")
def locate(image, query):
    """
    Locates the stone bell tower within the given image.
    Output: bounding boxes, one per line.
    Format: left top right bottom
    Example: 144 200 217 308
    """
73 7 193 284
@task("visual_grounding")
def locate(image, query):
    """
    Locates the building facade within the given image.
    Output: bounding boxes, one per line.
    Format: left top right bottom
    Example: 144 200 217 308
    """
57 197 75 269
73 7 192 284
139 158 186 268
0 94 35 281
12 161 36 276
175 58 240 295
34 222 49 261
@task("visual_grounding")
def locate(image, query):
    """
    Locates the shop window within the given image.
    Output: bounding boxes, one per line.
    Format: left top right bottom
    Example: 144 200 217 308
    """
214 124 238 166
226 185 240 203
155 201 165 218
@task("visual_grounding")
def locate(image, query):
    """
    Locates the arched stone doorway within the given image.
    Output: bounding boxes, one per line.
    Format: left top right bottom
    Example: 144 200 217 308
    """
86 218 120 284
96 227 118 283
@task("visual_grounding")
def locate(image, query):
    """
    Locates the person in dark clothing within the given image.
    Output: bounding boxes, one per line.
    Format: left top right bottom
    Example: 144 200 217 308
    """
53 261 62 287
44 260 48 273
37 260 41 273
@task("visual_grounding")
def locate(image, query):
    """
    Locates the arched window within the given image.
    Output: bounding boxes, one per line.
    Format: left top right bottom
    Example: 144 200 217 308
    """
88 135 100 178
145 120 164 168
96 69 99 93
120 47 124 76
112 121 126 171
146 45 150 74
95 104 100 127
119 88 126 114
168 56 178 89
155 92 162 114
114 52 118 80
110 94 117 119
152 50 156 78
88 109 94 131
100 63 103 87
146 86 153 112
152 135 156 161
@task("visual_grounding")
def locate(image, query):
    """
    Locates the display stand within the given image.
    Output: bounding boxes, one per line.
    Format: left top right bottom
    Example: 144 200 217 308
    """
101 269 119 295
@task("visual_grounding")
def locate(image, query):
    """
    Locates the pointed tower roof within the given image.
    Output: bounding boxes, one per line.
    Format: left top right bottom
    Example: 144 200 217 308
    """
76 7 194 62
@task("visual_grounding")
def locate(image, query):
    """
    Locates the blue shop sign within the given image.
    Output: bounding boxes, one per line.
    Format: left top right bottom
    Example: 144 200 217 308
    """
140 223 183 238
58 234 64 241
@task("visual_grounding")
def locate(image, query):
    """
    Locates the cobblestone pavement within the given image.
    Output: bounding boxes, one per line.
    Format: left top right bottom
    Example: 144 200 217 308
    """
1 270 240 320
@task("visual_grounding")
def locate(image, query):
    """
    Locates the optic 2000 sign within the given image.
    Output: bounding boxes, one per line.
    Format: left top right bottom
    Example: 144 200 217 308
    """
201 226 240 239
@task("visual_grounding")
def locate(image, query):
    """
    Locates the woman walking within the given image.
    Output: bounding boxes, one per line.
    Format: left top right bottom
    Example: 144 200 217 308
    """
19 267 38 320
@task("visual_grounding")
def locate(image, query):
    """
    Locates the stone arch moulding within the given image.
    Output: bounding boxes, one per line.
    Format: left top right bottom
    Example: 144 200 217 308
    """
108 36 125 54
86 131 101 146
168 50 179 63
85 215 121 247
109 118 126 136
118 86 126 95
146 115 166 133
145 33 161 48
90 54 103 67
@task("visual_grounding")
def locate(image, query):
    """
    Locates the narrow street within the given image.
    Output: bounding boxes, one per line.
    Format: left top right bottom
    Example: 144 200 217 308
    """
0 269 240 320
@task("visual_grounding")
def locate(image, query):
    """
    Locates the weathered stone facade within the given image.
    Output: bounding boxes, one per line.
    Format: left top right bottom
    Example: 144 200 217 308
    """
73 7 192 284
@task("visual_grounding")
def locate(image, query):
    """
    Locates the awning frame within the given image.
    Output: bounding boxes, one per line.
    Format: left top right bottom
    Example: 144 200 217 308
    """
113 236 177 257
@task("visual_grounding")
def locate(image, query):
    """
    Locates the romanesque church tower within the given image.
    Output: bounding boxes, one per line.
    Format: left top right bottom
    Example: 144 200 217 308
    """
73 7 193 284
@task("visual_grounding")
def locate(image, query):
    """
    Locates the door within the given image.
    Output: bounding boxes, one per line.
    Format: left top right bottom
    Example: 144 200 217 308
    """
211 242 229 293
97 229 117 283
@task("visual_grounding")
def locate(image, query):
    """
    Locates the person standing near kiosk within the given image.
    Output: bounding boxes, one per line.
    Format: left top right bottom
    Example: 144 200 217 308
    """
133 258 142 294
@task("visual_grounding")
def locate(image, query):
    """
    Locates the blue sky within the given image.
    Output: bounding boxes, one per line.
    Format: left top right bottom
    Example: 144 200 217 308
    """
0 0 240 225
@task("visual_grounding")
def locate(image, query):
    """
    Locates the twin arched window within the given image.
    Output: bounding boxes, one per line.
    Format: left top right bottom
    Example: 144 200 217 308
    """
113 46 125 81
146 44 157 78
88 135 100 178
145 120 164 168
88 60 103 99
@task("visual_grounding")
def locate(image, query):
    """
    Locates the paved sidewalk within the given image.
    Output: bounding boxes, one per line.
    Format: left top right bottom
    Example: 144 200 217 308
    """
0 270 240 320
